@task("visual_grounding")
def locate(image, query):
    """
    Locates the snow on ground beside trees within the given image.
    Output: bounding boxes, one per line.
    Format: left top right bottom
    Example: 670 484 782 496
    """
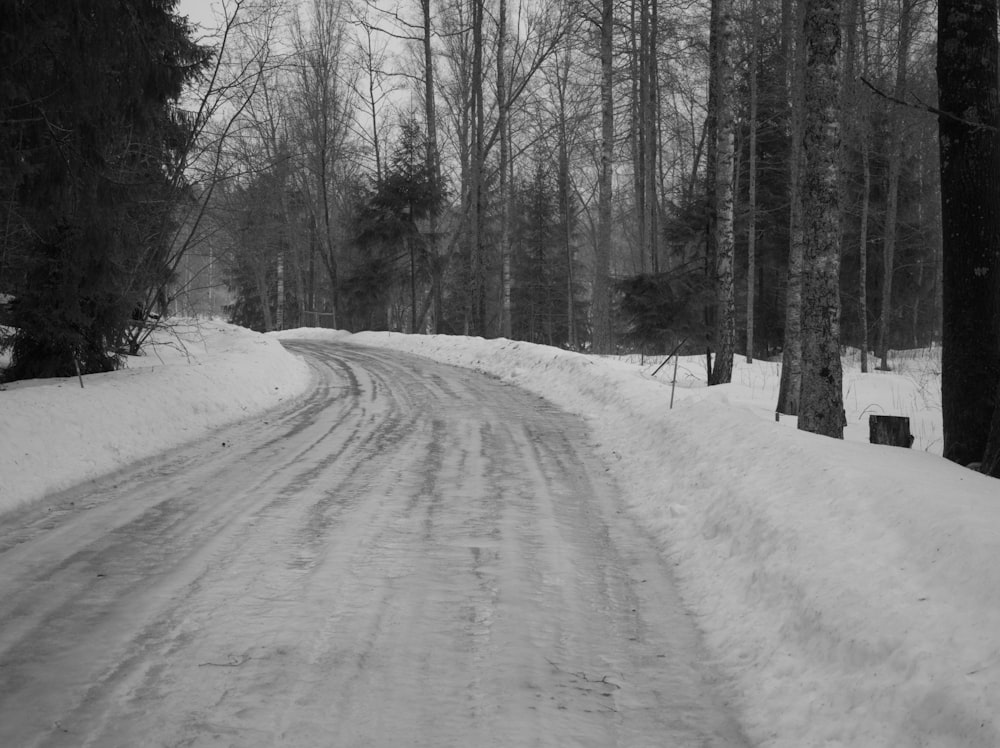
0 320 311 514
2 321 997 747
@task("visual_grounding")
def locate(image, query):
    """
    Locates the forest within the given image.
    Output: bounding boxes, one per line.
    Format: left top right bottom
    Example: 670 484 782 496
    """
183 0 941 356
1 0 998 472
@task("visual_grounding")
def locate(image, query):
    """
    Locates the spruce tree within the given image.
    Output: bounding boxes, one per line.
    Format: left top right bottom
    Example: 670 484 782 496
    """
0 0 209 379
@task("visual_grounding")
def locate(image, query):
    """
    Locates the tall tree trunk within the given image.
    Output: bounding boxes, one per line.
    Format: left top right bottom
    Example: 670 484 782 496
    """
254 267 275 332
983 378 1000 475
776 0 805 415
842 0 869 372
937 0 1000 470
498 0 512 337
781 0 793 87
631 0 646 272
556 50 577 349
455 11 472 336
705 0 720 322
592 0 614 354
798 0 844 438
276 248 284 330
709 0 735 385
859 136 871 372
746 0 760 364
360 22 383 186
469 0 486 336
877 0 912 370
319 147 339 329
422 0 441 333
274 152 291 333
643 0 659 273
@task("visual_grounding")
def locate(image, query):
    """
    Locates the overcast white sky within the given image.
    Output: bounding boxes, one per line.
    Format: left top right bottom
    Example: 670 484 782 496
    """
178 0 220 32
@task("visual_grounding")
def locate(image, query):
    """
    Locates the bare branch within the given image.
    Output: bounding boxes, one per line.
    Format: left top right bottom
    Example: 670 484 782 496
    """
858 75 997 133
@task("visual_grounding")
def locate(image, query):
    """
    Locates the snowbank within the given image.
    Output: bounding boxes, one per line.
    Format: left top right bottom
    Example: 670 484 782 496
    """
278 329 996 748
0 320 311 515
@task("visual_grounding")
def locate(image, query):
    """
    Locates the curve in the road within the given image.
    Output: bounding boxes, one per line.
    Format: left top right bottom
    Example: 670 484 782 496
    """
0 341 750 748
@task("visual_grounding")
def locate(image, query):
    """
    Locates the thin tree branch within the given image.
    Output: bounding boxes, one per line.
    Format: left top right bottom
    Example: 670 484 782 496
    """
859 75 998 133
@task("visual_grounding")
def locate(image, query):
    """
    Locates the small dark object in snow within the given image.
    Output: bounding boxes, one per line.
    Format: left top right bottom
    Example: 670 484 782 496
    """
869 415 914 447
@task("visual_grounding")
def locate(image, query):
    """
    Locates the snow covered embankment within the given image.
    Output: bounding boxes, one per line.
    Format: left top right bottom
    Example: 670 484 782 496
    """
323 330 999 748
0 320 311 515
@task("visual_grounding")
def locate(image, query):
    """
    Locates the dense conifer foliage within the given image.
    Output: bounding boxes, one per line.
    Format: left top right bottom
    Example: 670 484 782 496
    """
0 0 209 379
617 269 712 353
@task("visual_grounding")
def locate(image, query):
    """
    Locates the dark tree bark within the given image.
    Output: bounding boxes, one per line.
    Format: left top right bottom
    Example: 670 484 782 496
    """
937 0 1000 471
745 0 760 365
858 135 872 373
498 0 512 338
983 379 1000 475
797 0 844 438
877 0 913 371
631 0 646 273
845 0 872 373
776 1 805 415
703 0 721 376
643 0 659 274
464 0 487 337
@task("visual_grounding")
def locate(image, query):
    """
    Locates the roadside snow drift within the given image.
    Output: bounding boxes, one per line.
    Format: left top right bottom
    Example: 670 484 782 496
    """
0 320 310 514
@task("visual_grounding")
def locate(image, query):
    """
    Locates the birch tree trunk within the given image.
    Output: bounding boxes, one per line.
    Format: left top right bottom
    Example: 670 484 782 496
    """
709 0 735 385
797 0 844 438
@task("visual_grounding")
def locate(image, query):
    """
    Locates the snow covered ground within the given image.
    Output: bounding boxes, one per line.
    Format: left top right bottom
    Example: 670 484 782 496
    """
0 320 311 514
2 320 998 747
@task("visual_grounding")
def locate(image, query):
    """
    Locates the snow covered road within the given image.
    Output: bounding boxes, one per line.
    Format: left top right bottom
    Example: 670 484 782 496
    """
0 340 748 747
